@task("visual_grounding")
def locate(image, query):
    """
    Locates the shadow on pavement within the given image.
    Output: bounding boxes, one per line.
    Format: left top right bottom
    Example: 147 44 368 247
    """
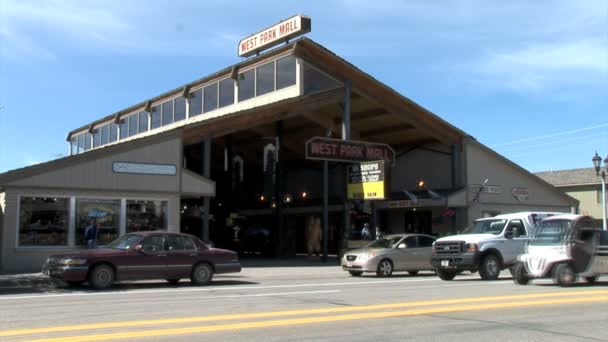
240 255 340 268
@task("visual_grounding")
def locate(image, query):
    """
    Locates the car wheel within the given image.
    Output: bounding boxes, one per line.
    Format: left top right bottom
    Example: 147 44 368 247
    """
166 279 180 285
65 281 84 287
436 268 456 281
553 263 576 287
407 270 419 275
191 263 214 285
512 263 530 285
88 264 115 290
479 254 501 280
376 259 393 277
349 271 363 277
584 276 598 284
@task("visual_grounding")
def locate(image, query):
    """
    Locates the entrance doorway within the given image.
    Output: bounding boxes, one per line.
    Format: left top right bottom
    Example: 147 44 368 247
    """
404 210 432 235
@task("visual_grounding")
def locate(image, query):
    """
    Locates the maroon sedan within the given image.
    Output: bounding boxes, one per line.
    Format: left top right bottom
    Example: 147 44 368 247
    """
42 231 241 289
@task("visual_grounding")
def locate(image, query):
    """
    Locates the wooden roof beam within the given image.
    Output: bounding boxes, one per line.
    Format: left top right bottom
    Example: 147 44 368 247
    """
359 123 415 139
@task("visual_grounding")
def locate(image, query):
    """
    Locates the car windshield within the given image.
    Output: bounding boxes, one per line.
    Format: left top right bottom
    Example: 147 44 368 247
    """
461 219 507 235
106 234 143 250
367 236 404 249
530 220 572 246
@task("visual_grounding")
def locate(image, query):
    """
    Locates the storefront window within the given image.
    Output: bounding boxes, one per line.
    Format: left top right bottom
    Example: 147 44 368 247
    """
276 56 296 90
76 199 120 246
238 69 255 102
126 200 168 233
256 61 275 96
189 89 202 117
18 197 69 246
219 79 234 108
203 83 218 113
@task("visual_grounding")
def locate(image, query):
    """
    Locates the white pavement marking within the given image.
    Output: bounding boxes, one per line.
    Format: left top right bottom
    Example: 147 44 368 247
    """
0 278 513 301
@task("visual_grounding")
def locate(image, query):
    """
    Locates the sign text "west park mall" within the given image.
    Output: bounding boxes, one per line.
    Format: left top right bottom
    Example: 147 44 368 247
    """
305 137 395 163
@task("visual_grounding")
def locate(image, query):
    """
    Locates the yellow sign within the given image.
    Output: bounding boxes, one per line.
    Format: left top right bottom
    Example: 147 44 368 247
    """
347 161 385 200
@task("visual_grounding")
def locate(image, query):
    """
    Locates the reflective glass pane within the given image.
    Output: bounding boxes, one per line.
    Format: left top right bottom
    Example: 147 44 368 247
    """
77 134 85 153
84 133 92 150
303 63 341 94
219 79 235 108
204 83 218 113
138 111 148 133
174 97 186 122
93 129 101 148
128 114 138 136
126 200 168 233
238 69 255 102
76 199 120 246
162 100 174 126
109 123 118 143
70 137 78 155
101 125 109 145
276 56 296 90
256 62 275 96
18 197 69 246
189 89 202 117
151 106 161 129
119 119 128 139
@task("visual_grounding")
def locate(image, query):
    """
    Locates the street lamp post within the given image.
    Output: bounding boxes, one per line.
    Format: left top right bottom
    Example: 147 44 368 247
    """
592 152 608 230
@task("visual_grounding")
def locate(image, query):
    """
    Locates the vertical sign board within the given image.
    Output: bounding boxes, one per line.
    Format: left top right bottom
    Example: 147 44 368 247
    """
238 15 312 57
347 161 386 200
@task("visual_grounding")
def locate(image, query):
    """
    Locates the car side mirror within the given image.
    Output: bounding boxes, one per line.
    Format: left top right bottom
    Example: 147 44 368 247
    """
134 244 144 253
398 243 406 249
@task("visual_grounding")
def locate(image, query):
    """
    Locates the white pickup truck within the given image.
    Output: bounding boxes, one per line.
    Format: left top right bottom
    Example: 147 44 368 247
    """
431 212 563 280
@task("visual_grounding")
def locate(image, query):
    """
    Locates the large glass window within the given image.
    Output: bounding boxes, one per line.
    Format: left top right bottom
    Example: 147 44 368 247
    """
219 79 235 108
77 134 85 153
174 97 186 122
93 129 101 148
203 83 218 113
238 69 255 102
276 56 296 90
138 111 149 133
256 62 275 96
84 133 92 151
128 114 138 136
101 124 110 145
109 123 118 143
303 63 341 94
126 200 168 233
151 105 161 129
18 197 69 246
119 118 128 139
162 100 174 126
70 137 78 155
189 89 202 117
76 199 120 246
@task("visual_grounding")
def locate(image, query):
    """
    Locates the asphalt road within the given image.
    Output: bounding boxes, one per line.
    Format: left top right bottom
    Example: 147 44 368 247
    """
1 266 607 342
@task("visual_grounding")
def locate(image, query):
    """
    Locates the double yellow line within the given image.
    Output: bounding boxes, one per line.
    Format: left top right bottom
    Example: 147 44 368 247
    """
3 289 608 342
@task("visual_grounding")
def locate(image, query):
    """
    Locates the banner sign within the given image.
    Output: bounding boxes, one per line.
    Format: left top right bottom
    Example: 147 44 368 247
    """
305 137 395 163
112 162 176 176
347 161 386 200
468 184 502 194
238 14 311 57
512 187 529 202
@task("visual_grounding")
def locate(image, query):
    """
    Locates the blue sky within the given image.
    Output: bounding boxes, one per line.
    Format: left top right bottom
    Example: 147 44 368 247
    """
1 0 607 173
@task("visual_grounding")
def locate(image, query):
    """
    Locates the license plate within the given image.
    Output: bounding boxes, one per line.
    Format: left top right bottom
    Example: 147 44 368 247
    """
346 262 353 267
441 260 450 267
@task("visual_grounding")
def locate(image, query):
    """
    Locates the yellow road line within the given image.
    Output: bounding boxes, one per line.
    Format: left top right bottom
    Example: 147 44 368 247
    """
2 289 607 338
26 295 608 342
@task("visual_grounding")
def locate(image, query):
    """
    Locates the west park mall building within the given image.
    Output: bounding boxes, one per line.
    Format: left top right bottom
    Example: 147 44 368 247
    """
0 16 577 273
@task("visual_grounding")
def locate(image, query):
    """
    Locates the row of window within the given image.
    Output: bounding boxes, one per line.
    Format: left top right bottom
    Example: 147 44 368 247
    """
18 196 168 247
70 56 298 155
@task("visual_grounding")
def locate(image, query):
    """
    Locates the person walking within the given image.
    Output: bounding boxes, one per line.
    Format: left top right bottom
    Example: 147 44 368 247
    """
85 219 98 249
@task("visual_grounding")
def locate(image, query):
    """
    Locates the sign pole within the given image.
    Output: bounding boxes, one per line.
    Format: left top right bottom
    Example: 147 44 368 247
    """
342 80 352 258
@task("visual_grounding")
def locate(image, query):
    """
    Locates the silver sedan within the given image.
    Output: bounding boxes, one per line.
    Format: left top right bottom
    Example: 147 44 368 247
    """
341 234 436 277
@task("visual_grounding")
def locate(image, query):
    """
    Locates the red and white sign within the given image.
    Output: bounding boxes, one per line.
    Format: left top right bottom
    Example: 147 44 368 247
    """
511 187 529 202
238 15 311 57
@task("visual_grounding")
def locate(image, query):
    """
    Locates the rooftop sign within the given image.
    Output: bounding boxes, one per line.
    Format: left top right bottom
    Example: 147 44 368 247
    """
238 14 311 58
305 137 395 163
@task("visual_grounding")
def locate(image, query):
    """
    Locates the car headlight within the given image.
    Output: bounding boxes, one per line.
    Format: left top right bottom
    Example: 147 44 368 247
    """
465 243 479 253
58 258 88 266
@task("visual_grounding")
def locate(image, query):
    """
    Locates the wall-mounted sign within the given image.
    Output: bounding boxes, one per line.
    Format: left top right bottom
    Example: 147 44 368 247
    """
238 14 312 58
468 184 502 194
347 161 386 200
512 187 529 202
305 137 395 163
112 162 177 176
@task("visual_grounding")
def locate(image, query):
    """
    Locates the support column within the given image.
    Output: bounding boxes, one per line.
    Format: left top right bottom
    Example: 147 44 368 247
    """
202 137 211 243
274 121 284 258
341 80 352 256
322 160 329 262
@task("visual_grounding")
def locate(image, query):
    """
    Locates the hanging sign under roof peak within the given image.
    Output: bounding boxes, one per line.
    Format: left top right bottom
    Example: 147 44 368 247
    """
238 14 311 58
